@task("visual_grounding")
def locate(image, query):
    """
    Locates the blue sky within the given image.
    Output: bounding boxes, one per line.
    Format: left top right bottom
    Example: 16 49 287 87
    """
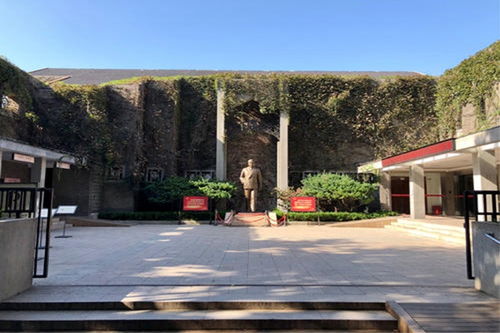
0 0 498 75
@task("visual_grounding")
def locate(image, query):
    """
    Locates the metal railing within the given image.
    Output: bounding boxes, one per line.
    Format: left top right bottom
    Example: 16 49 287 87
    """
0 187 53 278
463 190 499 279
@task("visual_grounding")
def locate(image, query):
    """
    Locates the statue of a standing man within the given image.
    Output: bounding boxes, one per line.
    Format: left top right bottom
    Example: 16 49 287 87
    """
239 159 262 212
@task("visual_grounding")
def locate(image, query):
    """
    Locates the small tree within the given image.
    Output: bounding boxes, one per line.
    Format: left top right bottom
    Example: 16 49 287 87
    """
190 178 237 200
301 173 377 212
273 186 302 211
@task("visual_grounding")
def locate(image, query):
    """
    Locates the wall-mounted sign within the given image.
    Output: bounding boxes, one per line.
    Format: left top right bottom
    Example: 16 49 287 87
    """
290 197 316 212
183 196 209 211
56 162 71 169
12 153 35 164
3 177 21 183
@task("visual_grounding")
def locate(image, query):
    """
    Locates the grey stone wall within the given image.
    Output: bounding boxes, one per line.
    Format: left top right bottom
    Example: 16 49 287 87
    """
52 168 91 215
88 166 104 215
472 221 500 298
0 218 36 301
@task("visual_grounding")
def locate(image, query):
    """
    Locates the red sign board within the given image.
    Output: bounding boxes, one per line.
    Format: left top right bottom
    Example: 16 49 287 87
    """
290 197 316 212
183 196 209 211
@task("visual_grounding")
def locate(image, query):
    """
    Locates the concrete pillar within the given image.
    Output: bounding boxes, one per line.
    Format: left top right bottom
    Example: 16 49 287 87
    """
409 164 426 219
31 157 47 188
215 88 226 180
442 172 456 216
0 149 3 179
276 109 289 209
472 149 498 220
379 172 392 211
30 157 47 217
276 109 289 191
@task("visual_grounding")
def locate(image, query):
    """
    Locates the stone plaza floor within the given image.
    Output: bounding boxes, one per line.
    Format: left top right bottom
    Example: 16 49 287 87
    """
7 225 493 303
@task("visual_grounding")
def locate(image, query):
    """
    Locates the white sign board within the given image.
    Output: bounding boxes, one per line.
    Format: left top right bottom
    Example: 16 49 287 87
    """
56 205 78 215
56 162 71 169
41 208 56 219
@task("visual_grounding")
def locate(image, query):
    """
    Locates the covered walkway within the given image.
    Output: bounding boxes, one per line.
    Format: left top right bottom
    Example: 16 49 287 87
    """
359 126 500 220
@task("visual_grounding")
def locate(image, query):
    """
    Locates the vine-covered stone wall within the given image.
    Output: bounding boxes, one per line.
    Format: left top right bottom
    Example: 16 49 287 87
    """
1 41 498 212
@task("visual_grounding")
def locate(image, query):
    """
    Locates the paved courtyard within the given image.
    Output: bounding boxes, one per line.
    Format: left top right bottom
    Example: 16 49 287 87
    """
4 224 488 303
40 225 469 287
4 224 491 304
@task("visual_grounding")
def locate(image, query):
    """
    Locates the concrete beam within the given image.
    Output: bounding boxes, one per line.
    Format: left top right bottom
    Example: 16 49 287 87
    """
379 172 392 211
409 164 426 219
455 126 500 151
0 138 75 164
215 88 226 180
472 149 498 220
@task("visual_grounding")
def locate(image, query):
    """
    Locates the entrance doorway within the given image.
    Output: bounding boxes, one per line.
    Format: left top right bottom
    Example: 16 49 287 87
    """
391 176 410 214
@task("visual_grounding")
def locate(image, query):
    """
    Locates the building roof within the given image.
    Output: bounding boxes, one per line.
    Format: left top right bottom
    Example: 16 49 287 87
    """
357 126 500 173
0 136 77 164
29 68 424 85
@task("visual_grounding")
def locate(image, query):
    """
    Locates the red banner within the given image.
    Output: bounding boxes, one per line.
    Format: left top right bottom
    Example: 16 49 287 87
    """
183 196 209 211
290 197 316 212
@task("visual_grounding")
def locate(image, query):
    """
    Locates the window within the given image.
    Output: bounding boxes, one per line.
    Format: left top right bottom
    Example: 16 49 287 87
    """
146 167 164 182
184 170 215 180
106 166 125 181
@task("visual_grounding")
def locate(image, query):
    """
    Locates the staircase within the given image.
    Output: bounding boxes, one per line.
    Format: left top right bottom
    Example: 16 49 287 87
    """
231 212 269 227
385 218 464 244
0 301 398 331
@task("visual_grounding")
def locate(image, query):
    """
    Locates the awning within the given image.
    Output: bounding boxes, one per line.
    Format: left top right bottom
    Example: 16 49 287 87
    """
358 126 500 173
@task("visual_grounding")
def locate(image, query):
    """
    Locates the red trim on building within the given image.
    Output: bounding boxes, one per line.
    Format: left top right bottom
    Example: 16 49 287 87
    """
382 139 455 167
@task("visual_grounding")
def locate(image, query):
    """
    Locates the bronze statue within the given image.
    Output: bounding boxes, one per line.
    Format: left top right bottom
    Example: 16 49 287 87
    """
239 159 262 212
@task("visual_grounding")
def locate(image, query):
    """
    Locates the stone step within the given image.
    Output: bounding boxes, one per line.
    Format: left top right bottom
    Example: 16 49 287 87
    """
389 222 464 237
0 301 387 311
0 309 397 331
384 225 464 244
395 219 464 233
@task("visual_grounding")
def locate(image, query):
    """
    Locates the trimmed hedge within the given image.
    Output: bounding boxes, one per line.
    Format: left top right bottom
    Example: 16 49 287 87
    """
98 210 397 222
98 211 215 221
275 210 398 222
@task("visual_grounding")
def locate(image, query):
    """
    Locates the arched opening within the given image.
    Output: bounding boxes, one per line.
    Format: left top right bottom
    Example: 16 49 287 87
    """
226 100 279 211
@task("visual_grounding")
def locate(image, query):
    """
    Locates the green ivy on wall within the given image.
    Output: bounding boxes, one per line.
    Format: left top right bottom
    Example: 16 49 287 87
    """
0 57 33 111
436 41 499 137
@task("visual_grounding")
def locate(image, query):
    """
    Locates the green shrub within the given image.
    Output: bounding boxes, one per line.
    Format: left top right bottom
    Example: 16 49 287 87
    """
144 177 236 204
274 210 398 222
301 173 378 211
190 178 237 199
144 177 198 204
